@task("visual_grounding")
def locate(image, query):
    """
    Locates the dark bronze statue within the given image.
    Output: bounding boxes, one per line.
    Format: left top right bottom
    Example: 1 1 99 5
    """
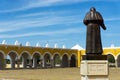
83 7 106 55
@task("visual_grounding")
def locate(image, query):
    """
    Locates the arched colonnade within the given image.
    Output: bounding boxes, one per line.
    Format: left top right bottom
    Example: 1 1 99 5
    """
0 50 77 69
106 53 120 67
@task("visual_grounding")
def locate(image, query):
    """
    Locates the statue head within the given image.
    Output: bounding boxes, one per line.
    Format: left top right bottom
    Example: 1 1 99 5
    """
90 7 96 11
84 7 106 28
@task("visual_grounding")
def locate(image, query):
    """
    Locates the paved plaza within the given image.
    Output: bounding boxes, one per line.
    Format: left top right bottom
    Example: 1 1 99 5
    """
0 68 119 80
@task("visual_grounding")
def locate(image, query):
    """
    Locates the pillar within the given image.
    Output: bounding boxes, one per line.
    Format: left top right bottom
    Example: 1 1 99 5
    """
42 59 45 68
4 59 6 69
59 58 62 68
68 58 71 67
11 57 16 69
17 59 20 69
33 57 37 68
51 57 54 68
115 59 118 68
23 57 27 68
29 59 33 68
0 58 5 70
60 57 62 67
0 58 2 69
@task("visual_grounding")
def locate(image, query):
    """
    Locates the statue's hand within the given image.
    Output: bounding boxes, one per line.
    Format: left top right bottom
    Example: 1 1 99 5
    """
104 27 106 30
101 23 106 30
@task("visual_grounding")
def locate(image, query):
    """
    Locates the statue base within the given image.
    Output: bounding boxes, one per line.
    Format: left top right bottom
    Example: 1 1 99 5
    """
82 54 107 60
80 55 109 80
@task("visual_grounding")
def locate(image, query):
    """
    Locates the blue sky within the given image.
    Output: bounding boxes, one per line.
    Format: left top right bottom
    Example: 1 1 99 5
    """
0 0 120 48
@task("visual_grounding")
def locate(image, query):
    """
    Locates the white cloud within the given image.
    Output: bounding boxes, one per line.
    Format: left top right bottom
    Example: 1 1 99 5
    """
104 33 120 37
0 0 82 13
1 0 105 13
0 15 81 32
0 27 82 38
26 0 63 8
17 12 49 18
105 17 120 22
0 0 119 13
38 38 68 43
16 10 74 18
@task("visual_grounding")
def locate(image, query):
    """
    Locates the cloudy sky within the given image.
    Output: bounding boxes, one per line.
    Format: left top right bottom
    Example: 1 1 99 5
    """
0 0 120 48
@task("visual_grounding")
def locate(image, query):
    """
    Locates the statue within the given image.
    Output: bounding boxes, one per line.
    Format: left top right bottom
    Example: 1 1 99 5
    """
83 7 106 55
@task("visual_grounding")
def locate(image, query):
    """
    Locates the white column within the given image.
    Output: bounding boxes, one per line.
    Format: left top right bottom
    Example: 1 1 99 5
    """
11 57 15 69
68 57 71 67
60 57 62 67
41 56 44 68
115 59 118 68
51 57 53 68
42 59 45 68
17 59 20 69
0 58 4 69
4 59 6 69
0 59 6 69
33 58 37 68
29 59 33 68
23 57 27 68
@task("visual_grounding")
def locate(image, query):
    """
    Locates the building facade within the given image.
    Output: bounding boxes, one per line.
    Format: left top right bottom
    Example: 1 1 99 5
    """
0 44 120 69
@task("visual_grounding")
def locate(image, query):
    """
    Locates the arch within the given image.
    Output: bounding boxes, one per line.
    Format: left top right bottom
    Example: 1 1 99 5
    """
8 50 19 58
53 53 61 67
20 51 31 68
7 51 19 69
32 52 41 68
43 53 51 68
70 54 76 67
43 52 52 58
20 51 31 59
70 53 77 60
53 52 61 58
116 53 120 60
61 53 70 60
32 51 41 59
61 54 69 67
117 54 120 67
107 54 115 67
0 50 6 59
105 52 115 60
0 51 6 69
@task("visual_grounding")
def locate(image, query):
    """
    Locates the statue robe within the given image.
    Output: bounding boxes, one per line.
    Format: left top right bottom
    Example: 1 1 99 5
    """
83 7 106 54
86 22 103 54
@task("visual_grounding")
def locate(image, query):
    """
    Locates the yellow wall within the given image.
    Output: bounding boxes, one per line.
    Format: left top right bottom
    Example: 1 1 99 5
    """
0 45 120 67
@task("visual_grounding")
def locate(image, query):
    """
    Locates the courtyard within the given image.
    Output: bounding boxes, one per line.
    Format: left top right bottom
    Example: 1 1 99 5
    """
0 68 119 80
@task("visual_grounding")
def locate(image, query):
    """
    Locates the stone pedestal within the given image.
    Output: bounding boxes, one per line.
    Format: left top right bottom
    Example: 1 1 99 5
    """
81 60 109 80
